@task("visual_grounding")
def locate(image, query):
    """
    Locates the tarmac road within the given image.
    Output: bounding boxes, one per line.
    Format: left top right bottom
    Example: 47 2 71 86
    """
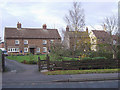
3 80 119 88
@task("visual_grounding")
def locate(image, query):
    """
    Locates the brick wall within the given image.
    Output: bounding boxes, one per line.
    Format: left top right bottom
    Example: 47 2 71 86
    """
5 38 61 55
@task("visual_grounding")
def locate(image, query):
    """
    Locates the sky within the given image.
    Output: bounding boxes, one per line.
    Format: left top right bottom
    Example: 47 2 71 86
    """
0 0 118 41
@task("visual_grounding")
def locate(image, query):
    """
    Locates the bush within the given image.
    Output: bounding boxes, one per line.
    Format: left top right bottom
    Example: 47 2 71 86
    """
29 53 35 61
81 57 92 60
28 60 37 64
92 57 107 60
89 51 113 59
117 45 120 59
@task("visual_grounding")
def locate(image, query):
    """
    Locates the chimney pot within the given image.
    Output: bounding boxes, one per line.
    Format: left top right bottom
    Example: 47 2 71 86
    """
66 25 69 32
86 27 88 33
17 22 21 28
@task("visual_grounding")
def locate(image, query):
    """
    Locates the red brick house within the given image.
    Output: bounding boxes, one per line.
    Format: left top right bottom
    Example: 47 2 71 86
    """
4 22 61 55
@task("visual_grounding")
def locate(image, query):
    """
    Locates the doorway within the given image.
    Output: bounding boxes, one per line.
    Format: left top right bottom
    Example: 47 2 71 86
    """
30 48 34 54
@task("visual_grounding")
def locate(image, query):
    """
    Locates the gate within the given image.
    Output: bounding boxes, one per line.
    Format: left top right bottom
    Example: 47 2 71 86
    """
38 54 50 71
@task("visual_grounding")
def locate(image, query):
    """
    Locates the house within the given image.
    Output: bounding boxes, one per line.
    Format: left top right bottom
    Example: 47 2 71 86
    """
89 30 112 51
4 22 61 55
63 26 90 51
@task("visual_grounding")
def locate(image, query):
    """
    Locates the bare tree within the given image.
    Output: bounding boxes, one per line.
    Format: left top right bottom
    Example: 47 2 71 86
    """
0 37 2 43
65 2 85 31
102 15 118 59
64 2 88 57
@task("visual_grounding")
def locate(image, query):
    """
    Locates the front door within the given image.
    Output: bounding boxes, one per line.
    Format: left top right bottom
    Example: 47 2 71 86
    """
30 48 34 54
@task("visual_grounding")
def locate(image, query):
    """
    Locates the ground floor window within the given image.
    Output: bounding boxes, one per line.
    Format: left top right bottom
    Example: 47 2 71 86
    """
43 47 47 52
24 48 28 53
36 48 40 53
8 48 19 52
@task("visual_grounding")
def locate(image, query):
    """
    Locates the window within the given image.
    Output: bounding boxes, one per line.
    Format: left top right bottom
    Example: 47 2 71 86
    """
43 47 47 52
36 48 40 53
24 48 28 52
15 40 19 45
43 40 47 45
113 40 116 45
50 40 54 43
24 40 28 45
8 48 19 52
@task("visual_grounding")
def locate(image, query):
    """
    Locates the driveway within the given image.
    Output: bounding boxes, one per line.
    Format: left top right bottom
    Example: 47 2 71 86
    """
3 58 71 83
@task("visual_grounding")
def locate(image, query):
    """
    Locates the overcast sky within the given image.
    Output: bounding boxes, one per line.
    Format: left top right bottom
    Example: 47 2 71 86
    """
0 0 118 41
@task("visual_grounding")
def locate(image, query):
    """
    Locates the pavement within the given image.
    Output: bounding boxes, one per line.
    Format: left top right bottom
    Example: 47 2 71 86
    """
2 58 120 85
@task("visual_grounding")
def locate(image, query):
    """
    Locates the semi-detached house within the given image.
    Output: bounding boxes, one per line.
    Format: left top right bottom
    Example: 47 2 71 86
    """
4 22 61 55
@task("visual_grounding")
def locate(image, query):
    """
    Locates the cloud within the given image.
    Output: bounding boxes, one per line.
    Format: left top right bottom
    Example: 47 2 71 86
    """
0 1 118 41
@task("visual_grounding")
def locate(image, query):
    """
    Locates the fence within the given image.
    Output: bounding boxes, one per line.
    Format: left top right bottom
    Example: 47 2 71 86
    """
38 54 50 71
50 59 119 70
37 55 119 71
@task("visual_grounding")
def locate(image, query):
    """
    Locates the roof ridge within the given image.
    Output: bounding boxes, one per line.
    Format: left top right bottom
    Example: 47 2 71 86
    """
5 27 57 30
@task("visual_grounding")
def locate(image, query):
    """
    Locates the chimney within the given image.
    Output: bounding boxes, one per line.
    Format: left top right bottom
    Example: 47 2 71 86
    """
17 22 21 28
43 24 47 29
66 25 69 32
86 27 88 33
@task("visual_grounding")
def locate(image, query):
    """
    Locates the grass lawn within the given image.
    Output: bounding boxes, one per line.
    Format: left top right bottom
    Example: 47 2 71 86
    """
43 69 120 75
7 55 46 63
7 54 78 63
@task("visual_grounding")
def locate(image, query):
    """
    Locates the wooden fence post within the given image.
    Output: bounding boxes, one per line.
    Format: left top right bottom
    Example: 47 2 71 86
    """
46 54 50 70
2 54 5 72
38 56 41 72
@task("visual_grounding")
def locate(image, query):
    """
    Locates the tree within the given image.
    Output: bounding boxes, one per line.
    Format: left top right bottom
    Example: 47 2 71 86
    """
102 15 119 59
65 2 85 31
64 2 91 58
0 37 2 43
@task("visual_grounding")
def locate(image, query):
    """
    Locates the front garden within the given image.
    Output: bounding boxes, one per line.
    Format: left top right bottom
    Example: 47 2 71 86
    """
6 44 120 72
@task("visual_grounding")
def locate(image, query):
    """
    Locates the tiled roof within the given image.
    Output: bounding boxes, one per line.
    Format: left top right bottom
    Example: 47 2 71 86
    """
67 31 89 38
5 27 61 39
92 30 111 43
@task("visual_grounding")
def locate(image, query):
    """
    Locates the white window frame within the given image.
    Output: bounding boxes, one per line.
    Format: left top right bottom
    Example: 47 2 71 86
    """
43 40 47 45
24 40 28 45
8 48 19 52
36 47 40 53
43 47 47 52
113 40 116 45
24 48 28 53
15 40 19 45
50 40 54 43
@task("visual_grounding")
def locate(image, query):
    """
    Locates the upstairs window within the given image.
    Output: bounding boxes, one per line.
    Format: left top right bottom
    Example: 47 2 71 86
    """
15 40 19 45
43 40 47 45
113 40 117 45
50 40 54 43
24 40 28 45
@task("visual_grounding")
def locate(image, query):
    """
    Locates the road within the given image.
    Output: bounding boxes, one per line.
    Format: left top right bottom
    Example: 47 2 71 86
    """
3 80 119 88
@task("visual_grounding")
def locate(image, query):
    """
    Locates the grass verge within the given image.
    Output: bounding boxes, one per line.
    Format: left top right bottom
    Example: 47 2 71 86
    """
43 69 120 75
